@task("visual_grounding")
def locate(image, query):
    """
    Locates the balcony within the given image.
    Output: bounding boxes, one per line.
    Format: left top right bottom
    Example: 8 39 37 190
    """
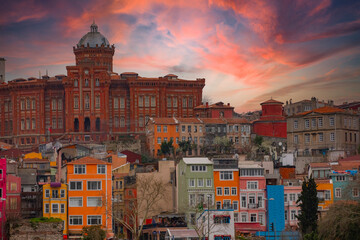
248 203 259 209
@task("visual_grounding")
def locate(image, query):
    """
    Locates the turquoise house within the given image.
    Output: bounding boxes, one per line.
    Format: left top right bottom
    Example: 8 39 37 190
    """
330 170 359 201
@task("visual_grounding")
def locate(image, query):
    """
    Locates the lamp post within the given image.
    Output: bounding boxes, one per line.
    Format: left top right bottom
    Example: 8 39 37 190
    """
207 194 211 240
265 197 275 239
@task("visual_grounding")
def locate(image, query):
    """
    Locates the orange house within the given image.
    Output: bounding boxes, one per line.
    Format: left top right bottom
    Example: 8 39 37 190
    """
146 118 179 157
213 158 240 220
67 157 113 238
316 179 334 217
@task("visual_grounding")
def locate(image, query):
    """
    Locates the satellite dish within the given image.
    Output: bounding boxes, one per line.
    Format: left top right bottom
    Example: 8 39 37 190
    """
278 142 283 146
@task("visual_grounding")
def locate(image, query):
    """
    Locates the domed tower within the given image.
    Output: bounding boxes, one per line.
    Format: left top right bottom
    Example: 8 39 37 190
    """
73 22 115 71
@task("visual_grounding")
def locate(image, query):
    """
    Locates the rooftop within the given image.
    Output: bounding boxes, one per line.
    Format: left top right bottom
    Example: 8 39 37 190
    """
67 156 110 165
296 106 345 116
183 157 213 165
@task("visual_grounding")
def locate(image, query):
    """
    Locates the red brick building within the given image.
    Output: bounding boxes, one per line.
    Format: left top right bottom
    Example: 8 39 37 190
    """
194 101 234 118
252 99 287 138
0 23 205 148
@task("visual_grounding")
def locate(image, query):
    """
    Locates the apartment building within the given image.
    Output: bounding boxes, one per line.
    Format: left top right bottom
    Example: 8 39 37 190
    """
284 184 301 229
225 118 251 152
178 118 204 156
67 157 113 238
43 183 68 236
0 158 6 240
287 106 359 156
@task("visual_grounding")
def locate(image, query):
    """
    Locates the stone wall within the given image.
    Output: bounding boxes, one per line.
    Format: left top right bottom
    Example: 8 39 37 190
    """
10 220 63 240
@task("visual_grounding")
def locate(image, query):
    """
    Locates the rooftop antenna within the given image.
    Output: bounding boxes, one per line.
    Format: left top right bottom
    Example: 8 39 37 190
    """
39 71 41 79
46 69 48 76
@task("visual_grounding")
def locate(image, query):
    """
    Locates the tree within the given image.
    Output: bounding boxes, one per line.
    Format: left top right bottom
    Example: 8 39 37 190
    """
82 225 106 240
318 201 360 240
296 177 318 235
113 175 167 240
160 139 174 157
178 140 191 155
254 135 263 147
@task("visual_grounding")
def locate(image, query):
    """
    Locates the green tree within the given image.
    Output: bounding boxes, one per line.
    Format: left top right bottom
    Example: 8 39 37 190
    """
254 135 263 147
160 139 174 157
318 201 360 240
297 177 318 235
178 140 191 155
82 225 106 240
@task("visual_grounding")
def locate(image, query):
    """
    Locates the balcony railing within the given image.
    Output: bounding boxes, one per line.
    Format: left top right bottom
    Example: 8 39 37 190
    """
248 203 259 209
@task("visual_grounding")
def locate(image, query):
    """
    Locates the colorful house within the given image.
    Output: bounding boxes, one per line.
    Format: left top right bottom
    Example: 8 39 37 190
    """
315 179 333 215
112 172 126 237
43 182 68 237
284 184 301 230
67 156 113 238
146 118 179 157
176 157 214 226
6 174 21 219
213 158 239 220
0 158 6 240
237 163 266 233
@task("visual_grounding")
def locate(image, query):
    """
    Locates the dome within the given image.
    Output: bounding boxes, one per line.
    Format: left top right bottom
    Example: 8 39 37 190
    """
77 22 110 48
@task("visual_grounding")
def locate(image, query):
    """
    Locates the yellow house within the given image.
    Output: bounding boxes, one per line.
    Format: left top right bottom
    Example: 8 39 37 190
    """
316 179 333 216
43 183 68 237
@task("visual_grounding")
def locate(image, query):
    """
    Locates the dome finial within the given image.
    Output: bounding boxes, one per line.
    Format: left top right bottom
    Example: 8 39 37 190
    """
90 21 98 33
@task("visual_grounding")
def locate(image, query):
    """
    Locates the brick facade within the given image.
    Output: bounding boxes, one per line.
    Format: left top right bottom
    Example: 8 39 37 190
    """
0 23 205 148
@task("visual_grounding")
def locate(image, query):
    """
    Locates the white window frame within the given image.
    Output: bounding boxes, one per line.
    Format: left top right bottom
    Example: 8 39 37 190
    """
60 204 65 213
69 181 83 190
206 179 212 187
87 181 102 190
69 197 83 207
231 187 237 196
216 187 222 196
52 203 59 213
220 171 233 180
233 201 238 210
74 165 86 174
189 179 195 187
241 213 248 222
69 216 83 225
45 189 50 198
224 187 230 196
97 165 106 174
335 188 341 198
247 181 258 190
44 203 50 213
87 197 102 207
198 179 204 187
330 132 335 142
60 189 65 198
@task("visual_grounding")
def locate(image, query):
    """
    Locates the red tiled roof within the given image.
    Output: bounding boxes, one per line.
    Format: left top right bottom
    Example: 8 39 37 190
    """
121 72 138 75
339 155 360 162
120 150 142 164
225 118 250 124
261 99 283 105
296 106 345 116
23 158 49 163
150 118 177 125
0 149 24 159
332 162 360 171
67 156 110 165
309 162 330 168
113 173 128 179
165 74 178 77
177 118 202 123
200 118 227 124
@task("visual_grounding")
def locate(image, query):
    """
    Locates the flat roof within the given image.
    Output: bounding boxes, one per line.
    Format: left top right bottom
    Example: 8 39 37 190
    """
183 157 213 165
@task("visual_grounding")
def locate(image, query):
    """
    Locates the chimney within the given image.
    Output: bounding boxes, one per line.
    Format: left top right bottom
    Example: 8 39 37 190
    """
227 103 230 106
206 102 209 107
0 58 5 83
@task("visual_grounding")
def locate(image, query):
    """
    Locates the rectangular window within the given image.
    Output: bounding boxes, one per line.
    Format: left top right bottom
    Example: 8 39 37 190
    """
51 118 56 129
157 137 161 144
294 135 298 144
305 119 310 128
87 197 102 207
319 133 323 142
52 203 59 213
289 193 296 202
189 179 195 187
250 214 257 222
69 197 82 207
259 213 265 225
157 126 161 132
114 98 119 109
241 195 246 208
294 120 298 129
87 181 101 190
60 204 65 213
352 188 359 197
284 194 288 202
52 190 59 198
70 181 82 190
58 118 63 129
284 210 288 221
234 213 239 223
32 119 36 129
60 189 65 198
224 187 230 196
52 99 57 111
183 97 187 108
231 187 237 195
216 187 222 196
45 203 49 213
216 201 221 209
247 181 258 189
69 216 83 225
151 96 155 107
58 99 63 110
198 179 204 187
191 165 207 172
220 171 233 180
291 210 296 220
258 194 263 208
188 125 191 132
325 190 331 200
120 117 125 127
74 165 86 174
163 125 168 133
74 96 79 109
305 134 310 143
312 118 316 128
95 96 100 109
330 117 334 126
167 97 171 107
97 165 106 174
330 132 335 141
120 97 125 108
241 213 247 222
145 96 149 107
233 201 238 210
335 188 341 198
318 118 323 127
138 96 143 107
189 194 196 206
45 189 50 198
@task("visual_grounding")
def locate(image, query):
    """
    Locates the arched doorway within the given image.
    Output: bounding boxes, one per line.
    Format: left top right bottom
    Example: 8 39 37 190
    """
74 118 79 132
84 117 90 132
96 118 100 131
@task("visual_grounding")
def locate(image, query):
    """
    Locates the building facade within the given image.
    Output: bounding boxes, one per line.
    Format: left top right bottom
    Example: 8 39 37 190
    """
66 156 113 238
43 183 68 237
284 97 333 116
5 174 21 219
0 158 6 240
0 23 205 148
253 99 287 139
287 106 359 156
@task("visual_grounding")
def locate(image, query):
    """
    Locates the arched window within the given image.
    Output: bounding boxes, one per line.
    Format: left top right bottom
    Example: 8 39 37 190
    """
74 118 79 132
74 79 78 87
85 94 90 109
95 78 100 87
85 79 89 87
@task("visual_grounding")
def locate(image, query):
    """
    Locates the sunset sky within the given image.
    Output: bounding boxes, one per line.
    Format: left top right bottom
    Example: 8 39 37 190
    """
1 0 359 112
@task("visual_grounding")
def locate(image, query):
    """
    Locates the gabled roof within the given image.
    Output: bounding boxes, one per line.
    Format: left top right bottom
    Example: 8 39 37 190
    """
261 99 283 105
120 150 142 164
149 117 178 125
200 118 227 124
67 156 110 165
339 155 360 162
309 162 330 169
296 106 345 116
177 118 202 124
225 118 249 124
183 157 213 165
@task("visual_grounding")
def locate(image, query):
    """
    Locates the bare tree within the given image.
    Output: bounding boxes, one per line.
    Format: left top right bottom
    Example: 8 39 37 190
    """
113 175 167 240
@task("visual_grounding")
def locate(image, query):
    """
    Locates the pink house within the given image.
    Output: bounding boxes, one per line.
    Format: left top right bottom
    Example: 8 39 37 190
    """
6 174 21 218
237 163 267 233
284 184 301 230
0 158 7 239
